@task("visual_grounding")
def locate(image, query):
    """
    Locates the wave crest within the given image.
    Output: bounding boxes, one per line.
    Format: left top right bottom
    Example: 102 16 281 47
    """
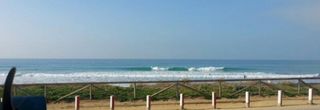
130 66 225 71
188 67 224 71
151 66 169 71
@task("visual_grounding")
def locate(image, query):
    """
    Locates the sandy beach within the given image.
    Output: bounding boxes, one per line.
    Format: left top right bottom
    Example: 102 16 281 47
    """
48 96 320 110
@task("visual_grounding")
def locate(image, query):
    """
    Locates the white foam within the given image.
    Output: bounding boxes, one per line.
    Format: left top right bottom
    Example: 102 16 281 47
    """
151 66 169 71
196 67 224 71
0 71 319 84
188 67 224 72
188 67 197 71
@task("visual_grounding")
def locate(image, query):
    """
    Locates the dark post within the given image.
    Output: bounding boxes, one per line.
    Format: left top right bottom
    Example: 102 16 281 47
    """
44 85 47 98
218 81 222 97
133 83 136 99
258 80 262 96
13 86 17 96
176 82 179 100
89 84 93 100
297 79 301 95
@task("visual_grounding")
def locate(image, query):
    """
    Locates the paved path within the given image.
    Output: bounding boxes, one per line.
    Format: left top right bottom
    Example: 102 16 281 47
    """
48 97 320 110
246 105 320 110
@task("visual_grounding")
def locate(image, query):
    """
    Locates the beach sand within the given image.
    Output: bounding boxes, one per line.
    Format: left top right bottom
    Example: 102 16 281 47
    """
48 96 320 110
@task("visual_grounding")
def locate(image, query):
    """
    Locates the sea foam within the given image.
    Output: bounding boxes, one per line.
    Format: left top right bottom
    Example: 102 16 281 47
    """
151 66 169 71
149 66 225 71
188 67 224 71
0 71 319 84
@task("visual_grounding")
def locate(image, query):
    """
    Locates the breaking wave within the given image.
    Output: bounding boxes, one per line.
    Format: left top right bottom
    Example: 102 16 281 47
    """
0 71 319 84
127 66 225 72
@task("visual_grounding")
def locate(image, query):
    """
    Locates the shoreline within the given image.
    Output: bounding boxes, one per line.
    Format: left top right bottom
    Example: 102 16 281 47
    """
3 76 320 86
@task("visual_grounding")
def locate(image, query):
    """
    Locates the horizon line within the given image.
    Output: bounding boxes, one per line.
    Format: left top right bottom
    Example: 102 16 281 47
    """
0 58 319 61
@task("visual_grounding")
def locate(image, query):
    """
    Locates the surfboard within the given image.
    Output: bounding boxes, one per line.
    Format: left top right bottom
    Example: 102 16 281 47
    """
2 67 16 110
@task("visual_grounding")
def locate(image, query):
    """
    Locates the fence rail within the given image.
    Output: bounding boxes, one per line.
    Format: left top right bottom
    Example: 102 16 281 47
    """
0 77 319 103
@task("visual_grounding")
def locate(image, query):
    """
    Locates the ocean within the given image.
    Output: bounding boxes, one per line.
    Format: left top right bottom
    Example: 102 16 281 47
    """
0 59 320 84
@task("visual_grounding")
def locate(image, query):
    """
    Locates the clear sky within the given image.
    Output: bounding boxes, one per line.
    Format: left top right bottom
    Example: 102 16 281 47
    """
0 0 319 60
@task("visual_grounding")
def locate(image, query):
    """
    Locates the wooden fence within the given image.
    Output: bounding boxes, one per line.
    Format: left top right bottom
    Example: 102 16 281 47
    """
0 77 319 109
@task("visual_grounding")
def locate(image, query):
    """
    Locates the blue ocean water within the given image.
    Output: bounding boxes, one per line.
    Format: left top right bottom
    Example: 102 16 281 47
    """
0 59 320 84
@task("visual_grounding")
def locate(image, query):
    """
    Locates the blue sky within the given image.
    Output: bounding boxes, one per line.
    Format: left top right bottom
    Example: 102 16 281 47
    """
0 0 319 60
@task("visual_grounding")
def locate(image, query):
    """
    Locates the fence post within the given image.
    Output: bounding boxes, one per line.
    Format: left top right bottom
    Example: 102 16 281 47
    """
13 85 17 96
258 80 262 96
297 79 301 95
44 85 47 98
146 95 151 110
245 91 250 108
110 95 115 110
278 90 282 107
212 92 216 109
218 81 222 97
308 88 313 105
89 84 93 100
133 83 137 99
180 93 184 110
176 82 180 100
75 95 80 110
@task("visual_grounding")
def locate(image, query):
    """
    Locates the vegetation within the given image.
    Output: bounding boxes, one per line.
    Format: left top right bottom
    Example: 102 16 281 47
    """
1 81 319 102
